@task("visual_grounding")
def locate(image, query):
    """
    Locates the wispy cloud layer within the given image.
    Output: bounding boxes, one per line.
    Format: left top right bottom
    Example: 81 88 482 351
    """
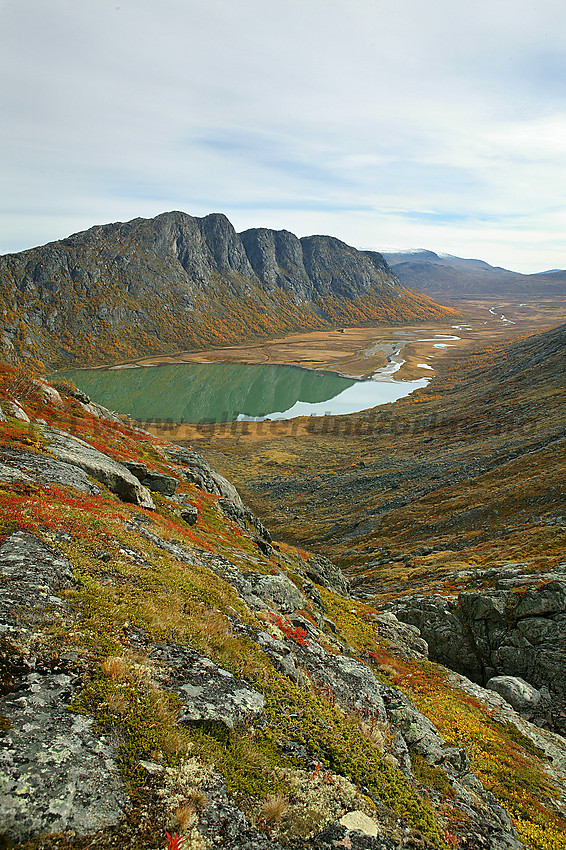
1 0 565 271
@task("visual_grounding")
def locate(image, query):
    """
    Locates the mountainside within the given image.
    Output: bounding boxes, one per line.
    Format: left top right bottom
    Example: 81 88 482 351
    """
195 322 566 735
214 321 565 570
383 250 566 298
2 359 566 850
0 213 454 369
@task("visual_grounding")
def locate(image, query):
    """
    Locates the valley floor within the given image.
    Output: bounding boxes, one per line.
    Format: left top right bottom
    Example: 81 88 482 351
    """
94 296 566 384
156 298 566 591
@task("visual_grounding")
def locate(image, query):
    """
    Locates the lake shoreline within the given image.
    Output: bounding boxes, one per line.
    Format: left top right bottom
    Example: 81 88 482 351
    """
64 296 560 383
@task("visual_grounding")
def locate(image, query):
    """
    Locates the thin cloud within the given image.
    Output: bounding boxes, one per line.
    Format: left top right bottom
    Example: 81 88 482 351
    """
1 0 565 271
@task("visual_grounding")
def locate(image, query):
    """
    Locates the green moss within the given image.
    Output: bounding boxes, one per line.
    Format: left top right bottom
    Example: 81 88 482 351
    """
317 587 379 651
0 713 12 731
71 667 192 786
410 751 454 798
254 673 448 848
187 723 293 798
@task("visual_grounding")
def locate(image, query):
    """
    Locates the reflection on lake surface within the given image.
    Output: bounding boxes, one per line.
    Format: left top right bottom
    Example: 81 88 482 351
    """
59 362 428 423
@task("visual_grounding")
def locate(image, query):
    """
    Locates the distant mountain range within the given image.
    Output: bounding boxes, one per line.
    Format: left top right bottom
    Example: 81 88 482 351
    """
0 212 454 369
383 249 566 298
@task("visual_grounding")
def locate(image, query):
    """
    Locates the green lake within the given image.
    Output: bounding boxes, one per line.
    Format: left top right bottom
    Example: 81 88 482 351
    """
59 362 428 423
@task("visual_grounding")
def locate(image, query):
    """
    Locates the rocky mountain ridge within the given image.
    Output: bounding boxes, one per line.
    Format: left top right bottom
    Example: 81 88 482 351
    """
383 250 566 298
2 363 566 849
0 212 454 368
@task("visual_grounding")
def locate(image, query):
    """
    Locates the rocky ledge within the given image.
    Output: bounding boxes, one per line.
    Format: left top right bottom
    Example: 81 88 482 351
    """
390 562 566 734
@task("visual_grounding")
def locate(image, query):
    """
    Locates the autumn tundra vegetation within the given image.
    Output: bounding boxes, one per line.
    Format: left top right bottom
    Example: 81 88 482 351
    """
0 214 565 849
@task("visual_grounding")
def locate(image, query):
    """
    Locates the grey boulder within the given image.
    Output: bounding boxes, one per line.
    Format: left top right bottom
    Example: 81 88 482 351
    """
180 505 198 525
247 572 307 613
303 553 350 595
149 643 265 730
4 399 30 422
44 428 154 508
141 469 179 495
486 676 548 714
370 611 428 660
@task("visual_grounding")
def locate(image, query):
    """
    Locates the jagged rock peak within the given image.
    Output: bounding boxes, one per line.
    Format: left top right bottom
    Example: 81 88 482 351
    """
0 210 454 368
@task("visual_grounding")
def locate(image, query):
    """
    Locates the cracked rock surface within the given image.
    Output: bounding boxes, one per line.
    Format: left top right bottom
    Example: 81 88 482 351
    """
0 671 127 842
392 574 566 733
148 642 265 729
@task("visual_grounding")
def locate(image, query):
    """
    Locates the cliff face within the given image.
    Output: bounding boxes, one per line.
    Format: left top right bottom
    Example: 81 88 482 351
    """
0 211 454 368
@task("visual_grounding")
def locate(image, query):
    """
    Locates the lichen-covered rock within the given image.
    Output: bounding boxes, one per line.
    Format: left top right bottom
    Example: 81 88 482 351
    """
380 684 470 774
0 671 127 843
44 427 154 508
197 775 286 850
275 634 388 721
149 642 265 729
448 670 566 779
133 524 282 613
380 685 522 848
339 810 381 836
370 611 428 659
310 822 396 849
0 531 75 640
392 595 474 675
257 630 304 684
121 459 148 479
34 379 63 407
246 572 307 613
218 497 272 543
77 398 124 423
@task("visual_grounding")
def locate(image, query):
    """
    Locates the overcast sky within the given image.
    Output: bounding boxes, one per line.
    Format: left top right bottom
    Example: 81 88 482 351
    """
1 0 565 272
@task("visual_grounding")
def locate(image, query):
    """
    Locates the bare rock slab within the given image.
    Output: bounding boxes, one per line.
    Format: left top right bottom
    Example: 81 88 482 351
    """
0 672 127 843
44 428 154 508
0 447 102 495
149 642 265 729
